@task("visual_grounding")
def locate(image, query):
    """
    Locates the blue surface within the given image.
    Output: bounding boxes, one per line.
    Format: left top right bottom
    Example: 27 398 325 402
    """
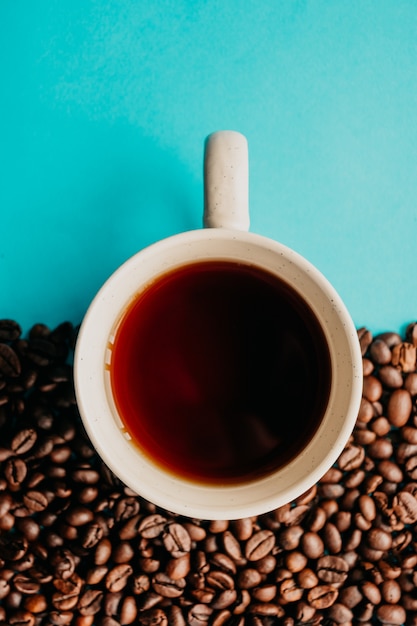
1 1 417 335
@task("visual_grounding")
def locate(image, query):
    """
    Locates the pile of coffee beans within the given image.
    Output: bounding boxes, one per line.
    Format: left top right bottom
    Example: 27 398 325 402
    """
1 318 417 626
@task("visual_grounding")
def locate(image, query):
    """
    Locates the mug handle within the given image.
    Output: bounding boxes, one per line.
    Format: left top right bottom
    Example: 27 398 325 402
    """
203 130 250 231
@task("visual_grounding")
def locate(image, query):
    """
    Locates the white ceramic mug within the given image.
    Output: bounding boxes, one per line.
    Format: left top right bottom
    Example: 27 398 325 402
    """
74 131 362 520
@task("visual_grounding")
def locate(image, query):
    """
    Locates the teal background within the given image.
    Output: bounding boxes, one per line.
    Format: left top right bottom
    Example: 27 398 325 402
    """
1 1 417 335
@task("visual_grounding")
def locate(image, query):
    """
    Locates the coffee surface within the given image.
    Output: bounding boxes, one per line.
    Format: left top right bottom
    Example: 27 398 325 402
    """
109 261 331 483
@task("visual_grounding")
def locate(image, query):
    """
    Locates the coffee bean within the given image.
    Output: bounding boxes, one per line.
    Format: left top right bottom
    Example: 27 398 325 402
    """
337 444 365 471
65 506 94 526
327 602 353 624
338 584 362 608
358 397 374 424
77 589 103 615
285 550 307 573
387 388 413 427
183 522 206 542
300 531 324 559
206 570 234 591
376 603 406 625
131 574 150 595
162 523 191 558
368 437 393 459
251 583 276 602
22 491 48 513
391 341 416 372
221 531 244 563
278 525 304 550
358 327 373 355
316 555 349 584
0 343 21 377
236 568 262 589
245 529 275 561
0 320 21 342
362 375 383 402
307 584 338 609
279 577 304 602
8 610 36 626
366 527 393 551
369 338 392 364
405 454 417 479
379 364 404 388
4 457 27 488
11 429 37 455
322 522 342 554
372 416 391 436
404 371 417 395
138 514 167 539
187 604 213 626
378 459 403 483
168 606 185 626
152 572 186 598
105 564 133 592
12 575 40 595
297 567 318 590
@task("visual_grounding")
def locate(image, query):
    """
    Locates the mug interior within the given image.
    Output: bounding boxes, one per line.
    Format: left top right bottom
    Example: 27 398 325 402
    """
74 229 362 519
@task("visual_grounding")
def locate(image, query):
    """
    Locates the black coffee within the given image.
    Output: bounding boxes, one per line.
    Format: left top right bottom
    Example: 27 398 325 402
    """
109 260 332 484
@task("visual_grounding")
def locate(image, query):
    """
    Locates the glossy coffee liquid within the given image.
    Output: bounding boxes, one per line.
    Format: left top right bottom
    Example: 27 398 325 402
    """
109 260 331 484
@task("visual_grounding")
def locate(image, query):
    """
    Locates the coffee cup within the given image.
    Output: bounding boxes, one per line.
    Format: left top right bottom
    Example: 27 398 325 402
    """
74 131 362 520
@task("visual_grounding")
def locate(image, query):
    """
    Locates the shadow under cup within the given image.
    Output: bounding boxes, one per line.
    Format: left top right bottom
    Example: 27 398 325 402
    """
75 229 362 519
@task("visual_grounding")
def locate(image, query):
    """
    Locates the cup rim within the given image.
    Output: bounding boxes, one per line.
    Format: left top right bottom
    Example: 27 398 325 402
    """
74 228 363 519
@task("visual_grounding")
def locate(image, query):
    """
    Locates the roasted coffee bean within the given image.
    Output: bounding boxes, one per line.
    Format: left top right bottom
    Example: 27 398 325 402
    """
152 572 186 598
337 444 365 471
165 553 190 580
22 491 48 513
297 567 318 590
404 371 417 395
285 550 307 573
316 555 349 584
405 454 417 479
206 569 234 591
77 589 103 615
138 514 167 538
11 429 37 455
0 320 21 342
387 388 413 427
391 341 416 372
221 530 244 563
358 327 372 355
322 521 342 554
362 375 383 402
236 567 262 589
231 517 253 541
0 343 21 377
393 490 417 523
379 364 404 388
162 523 191 557
307 584 338 609
245 529 275 561
65 505 94 526
279 577 304 602
376 603 406 625
300 531 324 559
251 583 277 602
369 338 392 364
4 457 27 487
278 525 304 550
105 564 133 592
187 604 213 626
